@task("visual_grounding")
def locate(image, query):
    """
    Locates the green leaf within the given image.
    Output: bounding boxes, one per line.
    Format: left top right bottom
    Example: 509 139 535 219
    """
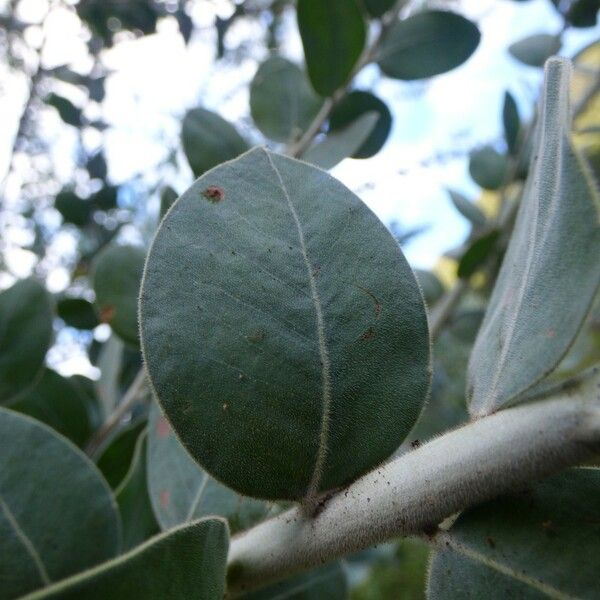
566 0 600 27
468 146 509 190
502 92 520 155
301 111 379 170
362 0 396 18
94 335 124 417
242 562 348 599
45 94 82 127
159 186 178 219
115 433 159 551
297 0 366 96
414 269 445 306
427 468 600 599
377 11 480 80
57 297 99 330
9 368 95 447
86 151 107 180
55 191 92 226
508 33 561 67
147 402 269 533
467 58 600 416
92 244 146 345
90 186 118 211
97 418 146 488
22 518 229 600
250 56 323 143
0 408 121 600
0 278 53 404
457 230 500 279
447 190 487 227
140 147 430 501
328 90 392 158
181 108 249 177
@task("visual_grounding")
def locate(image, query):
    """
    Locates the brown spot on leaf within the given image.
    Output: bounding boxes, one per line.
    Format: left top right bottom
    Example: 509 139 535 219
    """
155 416 171 438
359 327 375 342
356 285 382 318
546 328 556 338
486 537 496 548
202 186 225 203
246 330 265 342
159 489 170 508
99 305 115 323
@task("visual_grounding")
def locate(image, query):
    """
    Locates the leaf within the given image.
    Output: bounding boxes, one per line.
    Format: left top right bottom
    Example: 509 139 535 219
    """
241 562 348 599
92 244 146 345
328 90 392 158
140 147 430 501
9 368 95 447
147 402 269 533
0 408 121 600
468 146 509 190
22 518 229 600
94 335 124 417
97 418 146 488
90 186 118 211
508 33 561 67
297 0 366 96
362 0 396 18
467 58 600 416
427 468 600 599
447 190 487 227
54 190 92 226
414 269 445 306
457 230 500 279
502 92 520 155
0 278 53 404
181 108 249 177
45 94 82 127
115 433 159 551
377 11 480 80
57 297 99 330
250 56 323 143
159 186 178 219
301 112 379 170
86 151 107 180
566 0 600 27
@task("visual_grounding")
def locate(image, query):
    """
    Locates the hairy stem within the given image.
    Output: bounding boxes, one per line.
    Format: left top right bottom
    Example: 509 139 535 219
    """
226 376 600 596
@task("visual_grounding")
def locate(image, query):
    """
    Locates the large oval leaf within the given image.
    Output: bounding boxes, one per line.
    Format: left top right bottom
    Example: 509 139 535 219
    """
328 90 392 158
297 0 366 96
0 278 53 404
377 11 480 80
467 59 600 416
22 518 228 600
181 108 249 177
0 408 121 600
427 469 600 599
147 402 269 532
140 147 430 501
92 244 146 346
250 56 323 143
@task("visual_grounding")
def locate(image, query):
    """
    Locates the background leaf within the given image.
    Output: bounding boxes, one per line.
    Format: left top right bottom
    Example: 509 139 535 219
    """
362 0 396 18
57 297 99 330
508 33 561 67
0 408 121 600
468 146 509 190
502 91 520 155
297 0 366 96
140 148 430 501
467 59 600 416
447 190 487 228
377 11 480 80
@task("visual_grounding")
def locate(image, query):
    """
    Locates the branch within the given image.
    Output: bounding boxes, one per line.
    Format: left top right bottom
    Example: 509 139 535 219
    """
226 374 600 596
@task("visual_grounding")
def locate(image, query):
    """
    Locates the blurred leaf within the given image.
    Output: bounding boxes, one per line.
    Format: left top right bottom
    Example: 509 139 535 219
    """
25 518 229 600
86 151 108 180
92 245 146 345
55 190 92 226
447 189 487 227
90 186 118 211
45 93 82 127
0 408 121 599
329 91 392 158
115 433 159 551
97 418 146 489
377 11 480 80
297 0 366 96
242 562 348 599
250 56 323 143
95 335 124 418
57 297 99 329
468 59 600 416
469 146 509 190
564 0 600 27
175 8 193 43
147 402 269 533
502 91 520 155
159 186 178 219
508 33 561 67
428 468 600 599
140 148 430 501
457 230 500 279
9 368 95 448
362 0 396 18
302 111 379 169
0 278 53 404
414 269 444 306
181 108 249 177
